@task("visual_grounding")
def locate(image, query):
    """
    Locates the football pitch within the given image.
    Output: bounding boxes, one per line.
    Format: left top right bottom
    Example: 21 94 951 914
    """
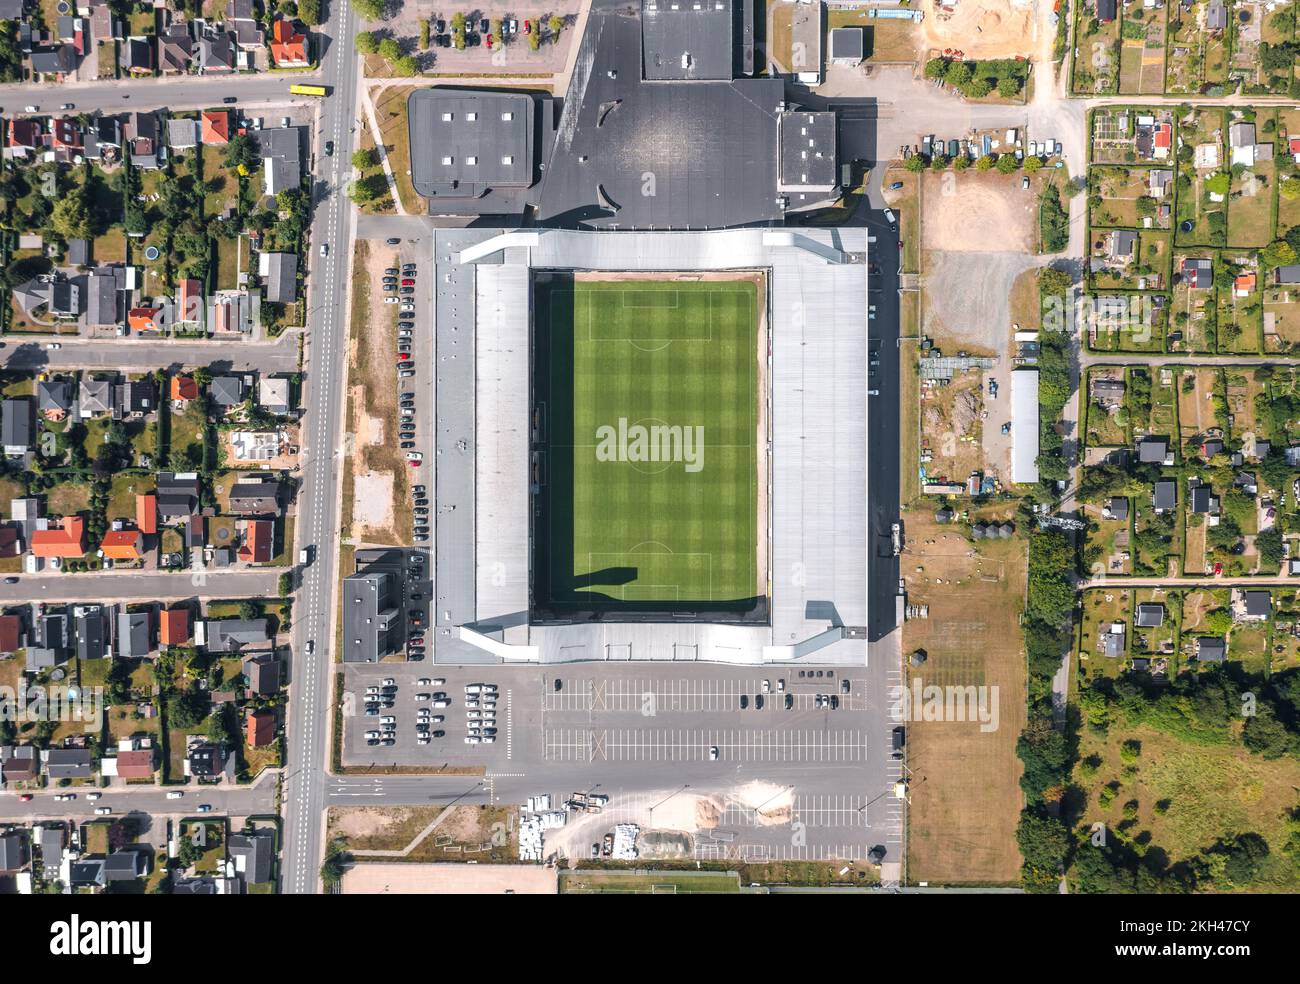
534 276 762 614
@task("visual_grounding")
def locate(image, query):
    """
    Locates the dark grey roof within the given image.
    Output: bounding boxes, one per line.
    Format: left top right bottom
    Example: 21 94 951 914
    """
1 398 33 452
779 111 837 193
114 377 156 416
0 832 28 872
408 89 535 199
67 238 91 266
1189 484 1214 513
1276 264 1300 285
254 127 302 194
188 743 223 776
640 0 734 80
243 651 281 695
37 380 71 415
260 252 298 304
1137 437 1168 463
1196 636 1226 662
69 859 106 887
210 375 246 406
1107 496 1129 520
1136 603 1165 628
202 618 271 653
228 830 274 885
0 0 25 20
229 480 281 516
104 849 148 881
1153 479 1176 511
75 606 106 660
829 27 864 61
343 567 401 663
30 44 75 75
116 610 151 658
44 747 93 779
1243 590 1271 617
79 377 114 415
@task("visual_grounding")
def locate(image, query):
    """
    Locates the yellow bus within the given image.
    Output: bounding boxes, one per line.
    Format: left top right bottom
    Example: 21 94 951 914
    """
290 83 328 97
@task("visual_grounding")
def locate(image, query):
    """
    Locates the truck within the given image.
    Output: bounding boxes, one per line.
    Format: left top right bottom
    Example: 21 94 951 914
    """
299 545 312 566
890 522 902 556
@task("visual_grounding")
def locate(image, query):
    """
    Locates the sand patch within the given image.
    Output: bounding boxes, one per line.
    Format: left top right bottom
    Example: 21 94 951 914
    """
353 470 396 534
922 0 1037 61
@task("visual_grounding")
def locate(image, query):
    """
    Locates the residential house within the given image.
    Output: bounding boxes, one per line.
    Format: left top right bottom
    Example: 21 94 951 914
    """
243 651 281 696
1229 122 1258 168
43 747 93 781
228 829 275 886
1277 265 1300 286
121 35 152 74
167 117 200 150
36 379 72 421
1202 437 1224 458
187 743 224 777
176 277 204 326
1137 436 1170 464
1109 229 1137 261
36 825 64 879
104 850 149 881
1153 478 1177 513
229 480 282 516
1098 0 1117 21
1241 589 1271 621
85 114 122 165
0 613 22 653
1 398 34 456
157 20 193 73
197 618 272 653
83 265 128 329
255 127 302 197
170 376 199 404
258 376 291 414
67 238 91 267
269 17 308 67
159 606 190 647
1136 602 1165 628
135 493 157 536
115 609 151 658
155 472 201 521
200 110 230 145
1103 496 1129 521
114 376 155 418
210 375 246 408
74 604 107 660
1091 376 1126 411
108 747 155 781
210 290 258 334
1182 257 1213 289
100 529 144 563
0 745 38 784
30 44 77 79
258 251 298 304
4 118 42 160
123 111 163 168
198 29 236 73
1207 0 1228 30
1234 272 1256 297
1148 169 1173 199
30 517 86 559
246 708 275 747
237 519 273 563
0 831 29 873
1189 482 1220 516
78 377 113 417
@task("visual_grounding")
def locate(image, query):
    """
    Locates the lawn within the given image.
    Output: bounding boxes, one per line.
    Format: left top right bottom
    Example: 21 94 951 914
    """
534 277 761 613
372 86 421 214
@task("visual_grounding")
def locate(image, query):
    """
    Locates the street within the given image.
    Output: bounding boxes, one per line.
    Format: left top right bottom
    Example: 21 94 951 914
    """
0 569 283 604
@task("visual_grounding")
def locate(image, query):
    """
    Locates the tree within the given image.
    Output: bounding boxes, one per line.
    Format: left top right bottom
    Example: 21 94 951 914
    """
50 186 93 240
996 153 1019 174
1262 239 1297 269
527 30 540 51
378 37 402 63
238 600 261 621
923 57 948 80
419 18 430 48
298 0 321 25
997 76 1020 98
944 61 971 88
353 0 385 20
321 839 351 889
930 153 949 171
548 14 564 38
1283 177 1300 201
975 154 995 171
966 77 992 99
352 148 377 171
392 54 418 76
354 31 380 54
1023 155 1042 174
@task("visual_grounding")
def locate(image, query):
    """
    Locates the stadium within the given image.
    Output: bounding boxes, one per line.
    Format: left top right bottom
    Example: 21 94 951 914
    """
431 227 871 666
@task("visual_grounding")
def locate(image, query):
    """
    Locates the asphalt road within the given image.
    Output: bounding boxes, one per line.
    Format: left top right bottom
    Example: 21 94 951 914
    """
0 335 300 374
0 569 282 603
0 73 317 116
0 778 277 822
280 0 363 897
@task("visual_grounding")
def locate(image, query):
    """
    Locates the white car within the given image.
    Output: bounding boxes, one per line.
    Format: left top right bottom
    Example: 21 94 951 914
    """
467 710 483 719
46 342 61 350
776 679 785 692
166 791 184 800
384 296 400 304
481 736 496 744
95 806 112 815
432 678 446 686
382 678 395 686
465 684 483 695
366 686 380 695
405 451 423 462
761 680 770 694
464 736 481 744
416 678 432 686
709 745 719 760
85 792 101 801
54 793 75 802
365 730 383 740
432 699 451 708
320 243 329 257
414 693 430 701
380 716 396 726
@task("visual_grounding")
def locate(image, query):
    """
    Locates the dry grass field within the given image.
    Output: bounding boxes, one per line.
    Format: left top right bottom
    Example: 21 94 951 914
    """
902 510 1028 885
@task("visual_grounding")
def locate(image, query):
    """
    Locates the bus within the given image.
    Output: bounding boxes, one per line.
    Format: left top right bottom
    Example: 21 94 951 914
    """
290 83 328 97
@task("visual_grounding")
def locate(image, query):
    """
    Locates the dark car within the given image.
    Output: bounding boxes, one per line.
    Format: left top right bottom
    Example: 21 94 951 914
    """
889 181 904 190
892 726 906 751
755 694 764 710
223 96 238 103
739 694 748 709
3 576 16 584
435 18 446 32
841 679 851 694
386 237 401 245
784 693 794 710
325 140 334 156
480 17 489 32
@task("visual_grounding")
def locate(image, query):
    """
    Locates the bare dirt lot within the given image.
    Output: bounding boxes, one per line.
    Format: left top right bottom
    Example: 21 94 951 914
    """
921 0 1038 60
901 509 1027 885
342 862 558 894
922 172 1035 254
921 371 986 485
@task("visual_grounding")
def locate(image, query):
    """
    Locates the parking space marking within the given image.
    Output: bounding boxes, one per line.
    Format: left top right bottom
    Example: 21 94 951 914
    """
541 677 866 714
542 728 869 762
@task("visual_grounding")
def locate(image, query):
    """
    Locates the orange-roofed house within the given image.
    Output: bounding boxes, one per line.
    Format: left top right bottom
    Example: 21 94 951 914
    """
237 519 273 564
200 110 230 145
270 18 310 67
1234 273 1257 297
169 375 199 403
159 607 190 647
128 306 163 333
135 493 158 535
30 517 85 558
246 708 276 747
100 529 144 562
113 749 156 780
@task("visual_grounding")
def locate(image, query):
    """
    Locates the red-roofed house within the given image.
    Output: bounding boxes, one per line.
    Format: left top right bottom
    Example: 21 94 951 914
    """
113 749 156 780
1153 123 1172 159
269 18 309 67
169 376 199 403
31 517 85 559
0 527 19 558
100 529 144 562
128 306 164 332
200 110 230 145
135 493 158 536
237 519 273 564
4 118 42 160
159 607 190 647
246 708 276 747
0 614 22 653
1234 272 1257 297
1291 136 1300 164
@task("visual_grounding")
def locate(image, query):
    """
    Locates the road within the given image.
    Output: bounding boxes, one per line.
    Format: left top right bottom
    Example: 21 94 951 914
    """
0 773 277 821
1 334 300 374
0 73 317 116
279 0 362 897
0 568 282 603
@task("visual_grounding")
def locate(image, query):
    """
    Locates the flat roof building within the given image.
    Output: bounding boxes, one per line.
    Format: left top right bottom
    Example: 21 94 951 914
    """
1011 369 1040 484
640 0 735 81
408 89 536 202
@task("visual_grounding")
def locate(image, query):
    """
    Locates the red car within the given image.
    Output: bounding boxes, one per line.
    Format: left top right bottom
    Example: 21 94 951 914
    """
1213 562 1223 575
398 353 410 361
401 279 415 286
524 19 531 32
486 33 493 48
409 459 422 467
19 794 32 802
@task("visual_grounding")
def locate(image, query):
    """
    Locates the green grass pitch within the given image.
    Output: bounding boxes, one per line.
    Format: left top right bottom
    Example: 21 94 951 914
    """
535 277 760 613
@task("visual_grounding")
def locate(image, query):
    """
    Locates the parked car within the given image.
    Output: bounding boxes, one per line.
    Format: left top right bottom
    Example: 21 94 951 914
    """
95 806 112 815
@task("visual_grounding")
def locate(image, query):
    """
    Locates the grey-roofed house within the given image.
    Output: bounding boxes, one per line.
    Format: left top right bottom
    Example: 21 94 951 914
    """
210 375 246 407
243 651 281 696
1207 0 1228 30
50 278 81 318
157 21 193 73
1196 637 1226 663
86 114 122 164
104 850 149 881
228 480 281 516
1110 229 1138 260
1276 265 1300 286
37 825 64 878
198 30 236 73
1103 629 1125 658
74 605 106 660
123 111 163 168
156 472 201 520
167 116 200 150
2 398 33 456
187 743 223 777
1153 479 1177 512
121 35 151 74
199 618 272 653
1136 602 1165 628
255 126 302 196
83 266 127 328
114 377 155 418
258 252 298 304
0 831 28 872
69 859 106 888
1137 436 1169 464
116 610 151 658
258 376 291 414
1189 483 1219 514
78 377 114 417
0 0 25 19
229 830 275 886
1242 590 1271 620
30 44 76 76
67 238 90 267
1104 496 1129 520
43 747 93 780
